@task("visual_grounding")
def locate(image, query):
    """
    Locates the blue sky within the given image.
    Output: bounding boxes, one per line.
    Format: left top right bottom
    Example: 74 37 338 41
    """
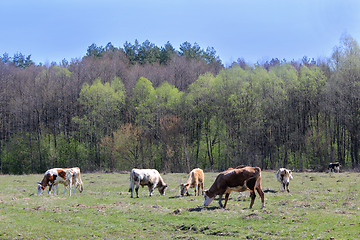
1 0 359 66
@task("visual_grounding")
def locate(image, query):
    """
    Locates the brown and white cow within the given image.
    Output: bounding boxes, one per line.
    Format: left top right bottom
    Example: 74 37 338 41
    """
180 168 204 196
128 169 168 198
37 168 74 196
204 166 265 209
52 167 84 195
276 168 293 192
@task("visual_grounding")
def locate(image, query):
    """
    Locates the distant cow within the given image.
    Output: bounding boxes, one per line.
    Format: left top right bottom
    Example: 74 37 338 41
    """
37 168 74 196
276 168 293 192
52 167 84 195
204 166 265 209
329 162 341 173
129 169 168 198
180 168 204 196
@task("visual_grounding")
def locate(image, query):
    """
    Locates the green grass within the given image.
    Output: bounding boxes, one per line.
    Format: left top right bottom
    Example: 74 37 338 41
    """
0 171 359 239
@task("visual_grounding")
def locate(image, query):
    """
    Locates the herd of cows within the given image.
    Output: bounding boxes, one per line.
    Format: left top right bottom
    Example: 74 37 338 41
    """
37 162 342 209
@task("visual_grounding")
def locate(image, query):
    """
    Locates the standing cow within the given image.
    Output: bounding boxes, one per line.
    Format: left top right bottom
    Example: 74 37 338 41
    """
204 166 265 209
129 169 168 198
180 168 204 196
328 162 341 173
52 167 84 195
37 168 74 196
276 168 293 192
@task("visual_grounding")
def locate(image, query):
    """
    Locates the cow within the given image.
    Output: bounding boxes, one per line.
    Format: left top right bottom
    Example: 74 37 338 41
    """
276 168 293 192
329 162 341 173
128 169 168 198
52 167 84 195
37 168 74 196
204 166 265 209
180 168 204 196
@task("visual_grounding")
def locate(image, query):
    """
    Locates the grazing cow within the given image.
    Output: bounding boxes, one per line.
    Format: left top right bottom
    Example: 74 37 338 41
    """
276 168 293 192
329 162 341 173
52 167 84 195
129 169 168 198
37 168 74 196
180 168 204 196
204 166 265 209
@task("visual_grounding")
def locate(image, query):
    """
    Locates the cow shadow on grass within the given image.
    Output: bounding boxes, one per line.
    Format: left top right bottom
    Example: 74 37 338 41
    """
187 206 222 212
168 196 181 199
168 193 198 199
264 189 277 193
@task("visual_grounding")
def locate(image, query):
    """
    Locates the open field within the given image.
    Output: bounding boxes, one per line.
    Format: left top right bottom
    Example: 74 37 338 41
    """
0 170 359 239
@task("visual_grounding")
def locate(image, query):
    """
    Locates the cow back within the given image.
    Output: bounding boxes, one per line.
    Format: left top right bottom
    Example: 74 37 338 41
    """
217 167 261 188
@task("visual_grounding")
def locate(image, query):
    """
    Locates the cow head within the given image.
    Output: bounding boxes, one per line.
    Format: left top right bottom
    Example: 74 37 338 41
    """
180 183 190 196
203 190 215 207
288 170 293 180
37 182 45 195
158 184 168 196
281 170 292 184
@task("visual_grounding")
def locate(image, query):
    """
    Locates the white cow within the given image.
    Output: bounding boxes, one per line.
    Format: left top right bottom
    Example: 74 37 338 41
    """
129 168 168 198
37 168 74 196
276 168 293 192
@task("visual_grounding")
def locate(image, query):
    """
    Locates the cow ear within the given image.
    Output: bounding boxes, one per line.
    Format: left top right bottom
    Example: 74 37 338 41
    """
289 170 292 173
185 183 190 187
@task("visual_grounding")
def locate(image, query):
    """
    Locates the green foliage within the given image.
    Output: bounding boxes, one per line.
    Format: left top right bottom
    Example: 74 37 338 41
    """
3 36 360 174
74 77 126 137
86 43 104 58
179 42 203 60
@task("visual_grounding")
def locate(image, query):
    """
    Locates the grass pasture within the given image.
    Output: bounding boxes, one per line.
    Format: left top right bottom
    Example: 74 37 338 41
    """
0 171 359 239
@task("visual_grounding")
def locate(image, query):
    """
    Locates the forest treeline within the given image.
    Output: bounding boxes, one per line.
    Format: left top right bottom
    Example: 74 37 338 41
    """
1 35 359 174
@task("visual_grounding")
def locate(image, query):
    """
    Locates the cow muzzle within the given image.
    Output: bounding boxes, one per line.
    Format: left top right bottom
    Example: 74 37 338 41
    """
37 184 44 195
204 193 214 207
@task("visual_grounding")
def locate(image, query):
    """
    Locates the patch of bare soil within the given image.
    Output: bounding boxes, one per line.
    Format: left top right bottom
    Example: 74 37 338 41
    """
244 213 262 219
74 203 87 208
33 206 45 211
170 208 182 215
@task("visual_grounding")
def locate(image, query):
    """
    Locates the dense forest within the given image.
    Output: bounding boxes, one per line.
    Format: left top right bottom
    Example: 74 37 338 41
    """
1 35 360 174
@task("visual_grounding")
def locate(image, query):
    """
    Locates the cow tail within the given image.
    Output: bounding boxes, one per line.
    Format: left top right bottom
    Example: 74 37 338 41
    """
129 170 133 192
254 167 262 189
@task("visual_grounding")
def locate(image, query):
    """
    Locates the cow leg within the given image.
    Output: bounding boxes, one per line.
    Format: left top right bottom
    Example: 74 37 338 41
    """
286 182 290 192
68 179 72 196
223 193 230 208
62 184 67 195
249 191 256 209
135 182 140 198
73 181 78 194
149 184 156 197
48 184 53 195
256 185 265 209
200 182 204 195
55 184 59 195
129 182 134 198
195 184 198 196
79 179 84 192
135 187 139 198
218 194 223 208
